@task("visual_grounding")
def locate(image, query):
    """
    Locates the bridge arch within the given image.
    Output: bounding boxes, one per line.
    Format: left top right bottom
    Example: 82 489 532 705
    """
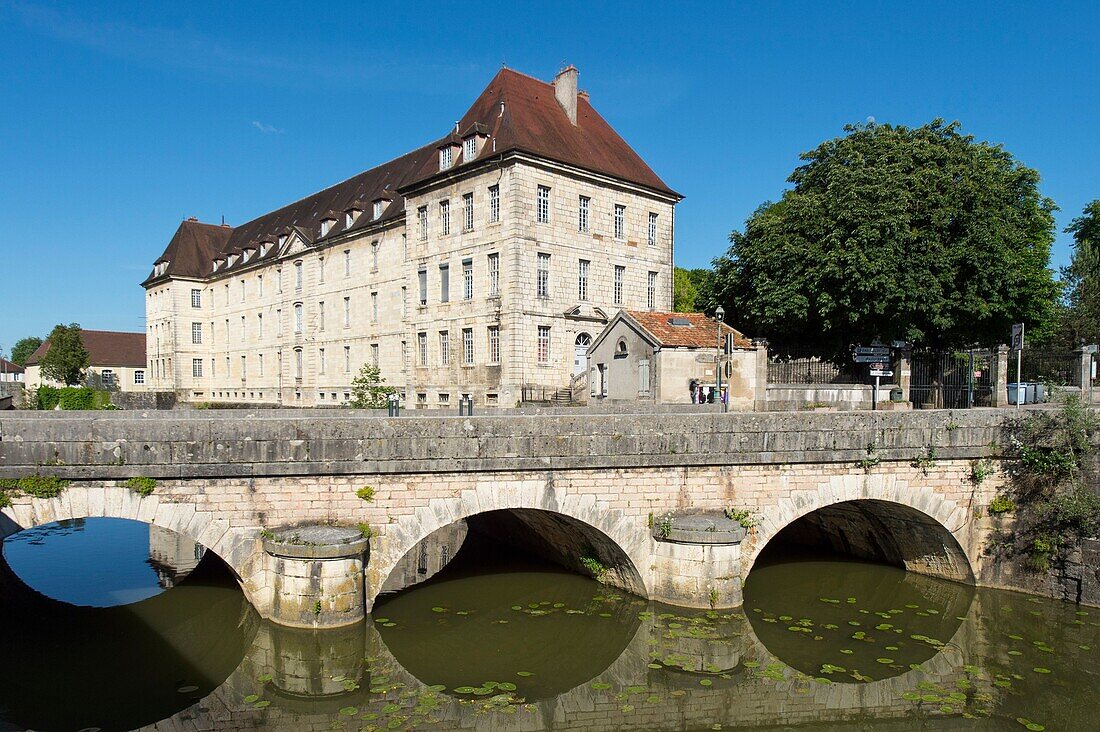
742 478 976 585
0 485 262 606
368 480 651 608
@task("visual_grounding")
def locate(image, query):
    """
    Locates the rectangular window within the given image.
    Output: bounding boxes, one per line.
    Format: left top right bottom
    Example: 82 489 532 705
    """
259 353 264 376
489 184 500 223
488 326 500 364
240 278 246 302
371 292 378 322
192 359 203 378
225 318 230 345
463 136 476 161
440 199 451 236
344 346 351 373
463 260 473 300
319 256 325 283
463 192 474 231
240 315 245 342
639 358 651 395
417 332 428 365
224 283 229 305
277 268 283 293
578 195 590 232
439 263 450 303
462 328 474 365
578 259 590 301
614 204 625 240
276 308 282 335
536 185 550 223
418 268 428 305
440 146 453 170
257 312 263 338
319 348 326 374
402 233 407 260
191 322 202 345
536 253 550 298
344 249 351 277
537 326 551 364
294 303 303 333
371 240 379 270
343 297 350 327
134 370 145 385
648 212 658 246
295 349 303 378
241 354 247 378
647 271 657 309
439 331 450 366
295 261 303 289
191 289 202 308
614 265 625 305
318 301 325 331
370 343 379 367
401 340 408 367
418 206 429 241
258 274 263 296
488 252 499 297
401 286 407 318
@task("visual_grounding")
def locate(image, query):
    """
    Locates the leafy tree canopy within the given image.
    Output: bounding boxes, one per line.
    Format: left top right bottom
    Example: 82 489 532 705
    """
10 336 42 366
673 268 698 312
349 363 396 409
39 323 89 386
1060 200 1100 345
714 120 1059 353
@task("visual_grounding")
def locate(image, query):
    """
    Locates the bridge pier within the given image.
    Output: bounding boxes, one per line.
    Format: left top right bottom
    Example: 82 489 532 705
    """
262 525 369 629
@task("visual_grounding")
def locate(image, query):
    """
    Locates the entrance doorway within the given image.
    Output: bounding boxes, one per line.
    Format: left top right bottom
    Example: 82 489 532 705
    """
573 333 592 376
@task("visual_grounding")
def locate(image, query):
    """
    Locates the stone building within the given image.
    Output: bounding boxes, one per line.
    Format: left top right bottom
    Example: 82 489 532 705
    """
588 310 764 408
24 330 147 392
143 66 680 407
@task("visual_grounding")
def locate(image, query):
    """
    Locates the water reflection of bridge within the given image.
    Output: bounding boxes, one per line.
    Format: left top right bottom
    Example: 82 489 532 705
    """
145 592 987 731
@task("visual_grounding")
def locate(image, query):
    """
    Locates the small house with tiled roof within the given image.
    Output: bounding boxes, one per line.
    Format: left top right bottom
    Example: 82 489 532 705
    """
0 358 23 383
25 330 147 392
587 310 764 408
143 66 680 407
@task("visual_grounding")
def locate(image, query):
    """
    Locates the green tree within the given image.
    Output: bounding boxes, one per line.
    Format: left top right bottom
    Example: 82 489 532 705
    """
714 120 1059 353
39 323 89 386
686 267 718 316
349 363 395 409
1061 200 1100 345
10 336 42 366
673 267 698 312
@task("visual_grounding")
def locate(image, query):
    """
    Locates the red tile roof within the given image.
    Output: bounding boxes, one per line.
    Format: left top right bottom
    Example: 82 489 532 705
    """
623 311 751 349
144 67 679 286
26 330 146 368
0 358 23 374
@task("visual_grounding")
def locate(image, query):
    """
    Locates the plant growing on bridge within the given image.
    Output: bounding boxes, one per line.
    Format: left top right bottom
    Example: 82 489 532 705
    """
580 554 609 582
125 476 156 496
995 392 1099 572
356 486 376 502
724 507 758 529
911 446 938 474
0 490 10 509
970 458 995 485
0 474 69 499
654 513 674 540
989 495 1016 515
357 522 373 540
708 587 719 609
858 442 881 472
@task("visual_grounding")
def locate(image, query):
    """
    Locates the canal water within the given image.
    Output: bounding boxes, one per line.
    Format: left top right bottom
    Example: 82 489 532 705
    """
0 518 1097 731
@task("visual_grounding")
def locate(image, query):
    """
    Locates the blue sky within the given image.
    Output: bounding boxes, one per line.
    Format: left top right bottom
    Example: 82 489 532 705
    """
1 1 1097 353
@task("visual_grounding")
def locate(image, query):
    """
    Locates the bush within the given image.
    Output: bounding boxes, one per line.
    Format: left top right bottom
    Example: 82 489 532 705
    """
125 476 157 496
35 386 112 410
357 522 373 539
356 486 376 502
989 495 1016 514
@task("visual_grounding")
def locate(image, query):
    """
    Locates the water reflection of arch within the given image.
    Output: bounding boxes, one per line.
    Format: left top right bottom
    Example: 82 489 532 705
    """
0 548 257 731
0 487 261 605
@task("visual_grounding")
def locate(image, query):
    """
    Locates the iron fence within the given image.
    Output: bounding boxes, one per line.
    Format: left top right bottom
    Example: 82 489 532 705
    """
1020 351 1081 386
910 349 994 409
767 349 863 385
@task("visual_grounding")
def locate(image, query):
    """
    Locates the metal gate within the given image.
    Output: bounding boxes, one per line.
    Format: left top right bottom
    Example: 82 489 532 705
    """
910 349 994 409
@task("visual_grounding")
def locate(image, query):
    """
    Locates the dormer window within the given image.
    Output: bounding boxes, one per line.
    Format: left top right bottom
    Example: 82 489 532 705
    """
259 242 271 257
212 258 224 272
373 200 384 219
440 146 453 171
242 248 255 262
463 136 477 161
227 253 238 267
153 261 169 277
345 211 356 229
278 234 287 247
320 218 335 237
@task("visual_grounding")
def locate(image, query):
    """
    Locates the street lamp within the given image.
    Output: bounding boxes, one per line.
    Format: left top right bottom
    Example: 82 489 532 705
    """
715 306 726 413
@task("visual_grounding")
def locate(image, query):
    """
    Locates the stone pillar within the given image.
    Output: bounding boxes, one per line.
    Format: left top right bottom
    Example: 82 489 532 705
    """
991 345 1010 407
1078 348 1093 397
894 347 912 402
752 339 769 412
263 525 369 629
650 513 746 608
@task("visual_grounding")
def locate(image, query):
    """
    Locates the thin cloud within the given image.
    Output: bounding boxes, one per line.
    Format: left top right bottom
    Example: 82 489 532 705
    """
251 121 284 135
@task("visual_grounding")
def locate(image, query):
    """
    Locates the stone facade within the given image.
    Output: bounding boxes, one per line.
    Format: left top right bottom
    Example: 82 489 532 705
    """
143 68 678 409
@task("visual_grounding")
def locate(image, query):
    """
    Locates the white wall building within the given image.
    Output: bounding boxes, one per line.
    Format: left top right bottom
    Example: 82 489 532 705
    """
24 330 147 392
143 66 681 407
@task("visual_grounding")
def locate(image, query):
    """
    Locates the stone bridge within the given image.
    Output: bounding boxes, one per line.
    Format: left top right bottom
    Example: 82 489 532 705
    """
0 410 1014 626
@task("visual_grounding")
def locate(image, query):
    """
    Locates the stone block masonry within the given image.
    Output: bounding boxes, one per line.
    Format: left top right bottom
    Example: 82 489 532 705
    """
0 409 1029 624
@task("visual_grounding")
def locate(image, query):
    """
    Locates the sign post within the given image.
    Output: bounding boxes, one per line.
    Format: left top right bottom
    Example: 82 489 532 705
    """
1011 323 1024 409
854 346 892 411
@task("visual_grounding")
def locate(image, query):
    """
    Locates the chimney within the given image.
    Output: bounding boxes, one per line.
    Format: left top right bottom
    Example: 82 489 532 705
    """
554 65 578 125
